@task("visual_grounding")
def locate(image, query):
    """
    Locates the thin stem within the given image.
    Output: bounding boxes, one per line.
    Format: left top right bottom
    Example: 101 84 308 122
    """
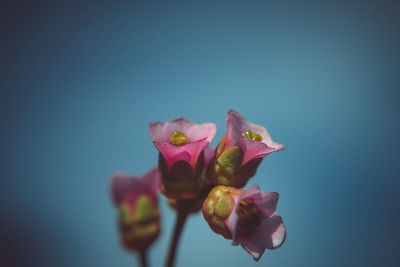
165 201 191 267
139 250 148 267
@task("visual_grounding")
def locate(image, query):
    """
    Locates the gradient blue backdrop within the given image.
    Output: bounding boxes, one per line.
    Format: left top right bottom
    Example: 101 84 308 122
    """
1 1 399 266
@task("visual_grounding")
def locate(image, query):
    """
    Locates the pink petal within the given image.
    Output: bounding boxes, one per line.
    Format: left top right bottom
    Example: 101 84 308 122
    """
239 237 266 261
203 145 216 167
225 110 285 166
226 110 246 147
186 122 217 143
239 138 281 167
139 168 159 199
149 122 167 142
163 118 194 141
153 142 191 169
239 184 261 199
110 169 159 205
181 137 210 168
254 192 279 218
227 185 261 242
149 118 195 143
246 122 285 152
243 212 286 250
110 172 141 205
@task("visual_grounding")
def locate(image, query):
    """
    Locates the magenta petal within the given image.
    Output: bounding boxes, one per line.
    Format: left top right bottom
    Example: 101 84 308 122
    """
186 122 217 143
181 137 210 168
226 110 285 166
227 185 261 242
244 212 286 250
110 168 159 205
203 145 215 167
138 168 159 199
110 172 139 205
239 138 280 167
154 142 191 169
226 110 246 147
149 122 167 142
239 237 266 261
246 122 285 152
239 184 261 199
226 202 239 243
254 192 279 218
163 118 194 140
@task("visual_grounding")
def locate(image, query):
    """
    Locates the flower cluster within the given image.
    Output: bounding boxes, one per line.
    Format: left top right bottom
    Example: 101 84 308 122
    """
110 110 286 265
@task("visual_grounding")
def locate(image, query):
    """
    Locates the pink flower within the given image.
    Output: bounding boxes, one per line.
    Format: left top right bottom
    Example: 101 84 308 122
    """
227 185 286 261
167 145 217 214
110 168 161 252
202 185 286 261
149 118 216 199
208 110 284 188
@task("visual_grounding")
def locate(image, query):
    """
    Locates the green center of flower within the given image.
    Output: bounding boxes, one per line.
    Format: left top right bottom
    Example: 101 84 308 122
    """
237 198 261 233
170 131 189 146
243 130 262 141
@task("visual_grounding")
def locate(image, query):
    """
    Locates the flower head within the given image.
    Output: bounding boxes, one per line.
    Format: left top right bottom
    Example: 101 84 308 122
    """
208 110 284 188
110 168 161 252
202 185 286 261
149 118 216 199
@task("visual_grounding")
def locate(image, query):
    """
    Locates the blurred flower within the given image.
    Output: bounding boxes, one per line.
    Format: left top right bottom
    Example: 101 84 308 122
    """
110 168 161 252
208 110 284 188
149 118 216 199
202 185 286 261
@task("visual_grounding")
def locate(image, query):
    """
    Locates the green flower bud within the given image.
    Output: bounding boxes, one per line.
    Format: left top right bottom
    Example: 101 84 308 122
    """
202 185 243 239
118 195 161 252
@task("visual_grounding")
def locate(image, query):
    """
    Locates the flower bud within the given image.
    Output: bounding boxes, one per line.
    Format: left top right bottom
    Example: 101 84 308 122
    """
149 118 216 199
208 110 284 188
202 185 243 239
110 169 161 252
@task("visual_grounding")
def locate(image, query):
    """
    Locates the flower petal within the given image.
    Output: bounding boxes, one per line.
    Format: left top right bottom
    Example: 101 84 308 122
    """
243 212 286 250
246 122 285 152
226 110 246 147
110 169 159 205
139 168 159 199
225 110 285 167
239 138 281 167
186 122 217 143
110 172 141 205
203 145 216 167
149 122 167 142
181 137 210 168
227 185 261 243
239 238 266 261
254 192 279 218
164 118 194 140
153 142 191 169
239 184 261 200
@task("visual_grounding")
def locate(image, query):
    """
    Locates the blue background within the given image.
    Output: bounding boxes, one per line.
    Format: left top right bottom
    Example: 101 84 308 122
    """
1 1 399 266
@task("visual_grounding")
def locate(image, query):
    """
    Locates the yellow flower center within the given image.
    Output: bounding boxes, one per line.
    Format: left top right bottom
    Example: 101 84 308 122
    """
170 131 189 146
242 130 262 141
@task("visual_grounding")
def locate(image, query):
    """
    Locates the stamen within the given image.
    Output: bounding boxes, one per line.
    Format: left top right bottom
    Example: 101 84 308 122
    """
243 130 263 141
243 130 253 138
252 134 262 141
170 131 189 146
